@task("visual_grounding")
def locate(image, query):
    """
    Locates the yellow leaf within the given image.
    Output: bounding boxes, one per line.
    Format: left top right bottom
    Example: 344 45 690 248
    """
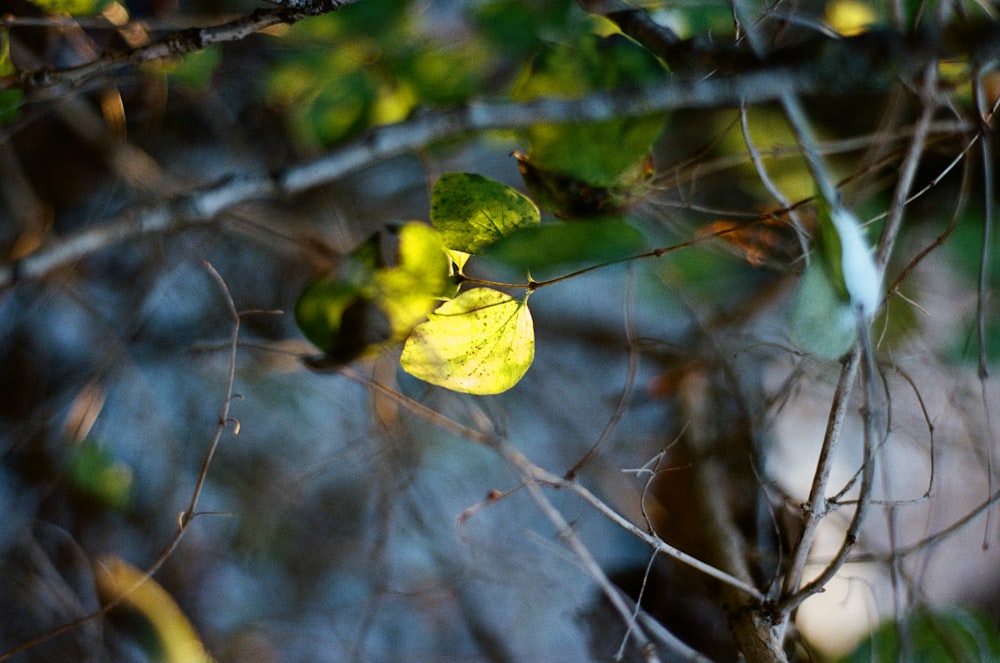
400 288 534 394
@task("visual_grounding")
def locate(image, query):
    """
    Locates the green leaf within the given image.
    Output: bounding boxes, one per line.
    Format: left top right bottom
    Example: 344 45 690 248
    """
471 0 578 60
165 45 222 89
0 30 21 125
373 222 454 336
483 217 646 273
513 34 667 190
294 231 384 360
401 288 534 394
26 0 110 15
66 440 133 509
517 117 663 192
430 173 540 254
791 259 858 360
839 607 1000 663
295 277 378 362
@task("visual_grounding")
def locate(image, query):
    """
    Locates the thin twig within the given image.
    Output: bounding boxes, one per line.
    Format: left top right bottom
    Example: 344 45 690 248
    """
778 349 860 602
973 69 996 546
4 0 361 97
565 264 641 479
336 366 766 601
850 485 1000 562
739 103 810 261
873 62 940 270
779 316 879 613
0 261 242 661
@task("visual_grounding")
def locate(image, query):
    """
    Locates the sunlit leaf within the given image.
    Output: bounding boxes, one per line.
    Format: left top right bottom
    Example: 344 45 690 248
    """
374 222 454 336
824 0 879 36
430 173 540 254
791 259 858 360
483 217 646 273
96 556 215 663
401 288 534 394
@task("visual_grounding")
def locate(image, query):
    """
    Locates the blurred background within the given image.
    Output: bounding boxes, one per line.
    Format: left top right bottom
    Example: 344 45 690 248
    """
1 0 999 661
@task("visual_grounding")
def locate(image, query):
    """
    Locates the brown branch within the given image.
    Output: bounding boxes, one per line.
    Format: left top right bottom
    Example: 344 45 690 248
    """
2 0 361 98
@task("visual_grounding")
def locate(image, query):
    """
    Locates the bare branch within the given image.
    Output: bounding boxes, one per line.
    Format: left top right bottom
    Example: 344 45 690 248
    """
0 262 243 662
336 366 766 600
3 0 362 98
779 350 860 606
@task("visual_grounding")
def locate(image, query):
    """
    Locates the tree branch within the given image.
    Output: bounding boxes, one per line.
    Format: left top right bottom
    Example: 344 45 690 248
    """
2 0 361 98
0 32 952 291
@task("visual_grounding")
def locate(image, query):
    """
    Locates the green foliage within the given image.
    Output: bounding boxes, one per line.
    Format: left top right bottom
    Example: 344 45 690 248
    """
0 29 22 125
430 173 540 256
373 223 454 337
513 33 667 196
264 0 490 148
296 174 534 391
66 440 133 509
296 223 455 363
839 607 1000 663
717 107 822 204
295 275 378 363
483 217 646 273
25 0 110 15
792 199 881 359
514 150 655 218
944 214 1000 364
791 259 859 360
470 0 577 59
163 45 222 89
401 288 534 395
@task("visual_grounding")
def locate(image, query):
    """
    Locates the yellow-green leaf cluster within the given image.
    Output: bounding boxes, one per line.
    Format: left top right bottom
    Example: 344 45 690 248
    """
298 171 645 394
374 223 453 337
